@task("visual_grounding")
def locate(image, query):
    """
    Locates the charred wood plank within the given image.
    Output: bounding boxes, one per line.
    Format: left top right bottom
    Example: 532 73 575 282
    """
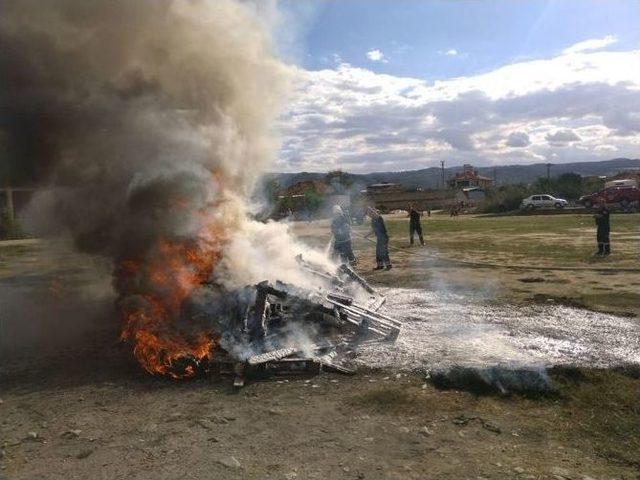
247 347 300 365
338 264 375 294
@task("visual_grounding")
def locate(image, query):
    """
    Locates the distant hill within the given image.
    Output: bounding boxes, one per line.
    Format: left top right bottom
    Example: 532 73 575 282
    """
271 158 640 190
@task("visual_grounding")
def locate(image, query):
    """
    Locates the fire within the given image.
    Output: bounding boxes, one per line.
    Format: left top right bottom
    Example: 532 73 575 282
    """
118 235 222 378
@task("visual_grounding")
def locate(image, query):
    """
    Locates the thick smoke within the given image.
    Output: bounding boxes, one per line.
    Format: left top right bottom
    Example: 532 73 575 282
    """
1 0 329 374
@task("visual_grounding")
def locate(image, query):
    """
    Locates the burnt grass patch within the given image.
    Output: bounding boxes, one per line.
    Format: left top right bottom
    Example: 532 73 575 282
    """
518 277 545 283
429 366 555 398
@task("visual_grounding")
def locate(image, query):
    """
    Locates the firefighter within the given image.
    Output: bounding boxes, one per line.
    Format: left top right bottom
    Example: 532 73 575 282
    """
366 207 392 270
594 203 611 256
408 204 424 246
330 205 356 265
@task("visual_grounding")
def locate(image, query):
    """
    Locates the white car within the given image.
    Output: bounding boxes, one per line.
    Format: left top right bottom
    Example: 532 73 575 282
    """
521 194 568 210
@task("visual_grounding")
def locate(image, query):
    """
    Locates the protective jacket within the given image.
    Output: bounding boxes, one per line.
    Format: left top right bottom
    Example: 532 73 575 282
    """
331 213 352 244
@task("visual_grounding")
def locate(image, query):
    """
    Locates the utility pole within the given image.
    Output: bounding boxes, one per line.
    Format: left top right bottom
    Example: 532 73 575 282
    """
546 163 552 180
440 160 445 189
493 167 497 187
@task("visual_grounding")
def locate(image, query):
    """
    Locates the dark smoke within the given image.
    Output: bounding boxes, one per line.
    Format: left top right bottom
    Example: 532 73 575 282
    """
0 0 330 374
1 0 286 254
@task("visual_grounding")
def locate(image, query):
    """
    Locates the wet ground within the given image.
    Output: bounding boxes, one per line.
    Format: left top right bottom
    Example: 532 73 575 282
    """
360 288 640 372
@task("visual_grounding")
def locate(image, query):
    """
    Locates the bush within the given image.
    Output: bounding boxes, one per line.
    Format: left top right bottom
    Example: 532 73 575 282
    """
481 184 532 213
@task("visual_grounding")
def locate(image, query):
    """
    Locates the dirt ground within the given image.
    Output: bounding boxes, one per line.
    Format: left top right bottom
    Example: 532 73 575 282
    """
2 355 639 480
1 215 639 479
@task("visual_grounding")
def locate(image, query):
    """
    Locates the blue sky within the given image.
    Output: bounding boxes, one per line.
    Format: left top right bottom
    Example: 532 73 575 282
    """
288 1 640 79
275 1 640 172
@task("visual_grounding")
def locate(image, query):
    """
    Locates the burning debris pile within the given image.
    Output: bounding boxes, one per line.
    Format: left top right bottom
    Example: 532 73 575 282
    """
120 252 401 385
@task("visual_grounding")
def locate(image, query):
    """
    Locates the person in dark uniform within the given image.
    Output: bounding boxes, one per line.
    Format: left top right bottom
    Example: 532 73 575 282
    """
408 204 424 246
594 203 611 256
330 205 356 264
366 207 392 270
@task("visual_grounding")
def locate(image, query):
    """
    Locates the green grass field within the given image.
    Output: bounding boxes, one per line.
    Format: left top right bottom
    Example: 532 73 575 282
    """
340 212 640 315
381 213 639 267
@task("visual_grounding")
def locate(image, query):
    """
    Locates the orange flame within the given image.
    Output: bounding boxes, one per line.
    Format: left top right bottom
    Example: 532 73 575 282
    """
118 235 223 378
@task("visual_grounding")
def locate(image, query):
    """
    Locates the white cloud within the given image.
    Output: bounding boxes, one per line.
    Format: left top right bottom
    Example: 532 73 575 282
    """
443 49 458 56
279 48 640 172
366 49 387 63
594 144 618 152
562 35 618 55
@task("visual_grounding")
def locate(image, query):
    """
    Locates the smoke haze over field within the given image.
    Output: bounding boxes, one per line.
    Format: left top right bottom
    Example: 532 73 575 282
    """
0 0 330 374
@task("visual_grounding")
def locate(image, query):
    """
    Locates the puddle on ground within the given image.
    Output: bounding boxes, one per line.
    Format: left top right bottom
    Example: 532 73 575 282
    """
359 288 640 372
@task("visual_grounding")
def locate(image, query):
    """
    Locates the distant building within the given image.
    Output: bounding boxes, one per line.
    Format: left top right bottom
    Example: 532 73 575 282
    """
455 187 486 207
275 180 356 219
281 180 327 197
363 183 453 212
274 180 328 219
365 183 405 194
448 164 493 189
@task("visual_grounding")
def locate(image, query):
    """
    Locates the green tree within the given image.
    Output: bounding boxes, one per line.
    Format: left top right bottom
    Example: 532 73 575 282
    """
582 176 605 196
555 173 583 200
533 173 583 200
280 195 295 211
264 178 281 204
533 177 553 194
481 184 532 213
304 190 324 214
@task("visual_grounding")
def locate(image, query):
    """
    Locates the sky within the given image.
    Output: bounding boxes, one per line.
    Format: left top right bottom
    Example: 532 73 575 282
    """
272 0 640 173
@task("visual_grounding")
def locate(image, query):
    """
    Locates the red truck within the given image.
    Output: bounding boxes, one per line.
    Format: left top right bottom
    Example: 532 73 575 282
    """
579 185 640 209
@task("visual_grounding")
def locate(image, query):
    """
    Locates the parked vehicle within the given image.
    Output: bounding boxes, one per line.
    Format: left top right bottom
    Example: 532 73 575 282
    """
520 194 568 210
604 178 638 189
579 186 640 209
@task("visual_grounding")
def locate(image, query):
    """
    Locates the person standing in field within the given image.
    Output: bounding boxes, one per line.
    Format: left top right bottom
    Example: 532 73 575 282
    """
330 205 356 265
408 204 425 246
594 203 611 256
366 207 392 270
